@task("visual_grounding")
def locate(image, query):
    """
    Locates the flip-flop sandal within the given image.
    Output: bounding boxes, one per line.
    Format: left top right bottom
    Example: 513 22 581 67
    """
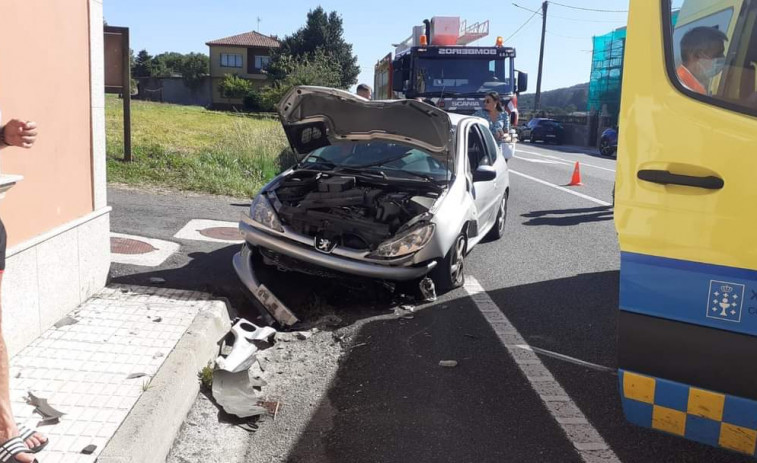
16 426 47 454
0 436 37 462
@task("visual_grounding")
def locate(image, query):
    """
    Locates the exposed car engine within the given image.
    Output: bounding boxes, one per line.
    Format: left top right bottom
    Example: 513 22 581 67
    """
270 171 438 251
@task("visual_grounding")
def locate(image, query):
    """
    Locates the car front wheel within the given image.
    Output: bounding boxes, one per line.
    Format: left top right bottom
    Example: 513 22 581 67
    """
432 232 467 291
487 193 508 240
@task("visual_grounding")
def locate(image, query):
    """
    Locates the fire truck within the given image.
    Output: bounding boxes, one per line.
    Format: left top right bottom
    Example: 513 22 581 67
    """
374 17 527 122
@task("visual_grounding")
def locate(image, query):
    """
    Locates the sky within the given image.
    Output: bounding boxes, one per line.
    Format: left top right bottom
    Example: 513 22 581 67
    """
104 0 630 93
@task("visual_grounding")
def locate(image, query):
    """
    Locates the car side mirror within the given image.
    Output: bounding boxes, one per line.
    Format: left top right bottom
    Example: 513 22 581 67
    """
517 71 528 94
473 164 497 182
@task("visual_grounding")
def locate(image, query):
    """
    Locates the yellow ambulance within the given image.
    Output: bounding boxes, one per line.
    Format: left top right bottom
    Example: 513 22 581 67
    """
617 0 757 456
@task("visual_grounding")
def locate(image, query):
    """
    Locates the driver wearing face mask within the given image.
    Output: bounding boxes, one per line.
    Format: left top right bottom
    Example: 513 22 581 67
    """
677 26 728 95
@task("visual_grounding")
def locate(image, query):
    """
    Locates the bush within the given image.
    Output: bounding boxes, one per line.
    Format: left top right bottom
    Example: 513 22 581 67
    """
219 74 253 101
243 90 268 112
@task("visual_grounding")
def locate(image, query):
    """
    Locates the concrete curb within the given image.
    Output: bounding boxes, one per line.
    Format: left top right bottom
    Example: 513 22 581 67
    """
97 298 232 463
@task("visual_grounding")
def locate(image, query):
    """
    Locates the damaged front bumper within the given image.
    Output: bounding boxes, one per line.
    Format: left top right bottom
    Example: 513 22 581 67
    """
233 220 438 325
232 244 300 326
239 219 437 281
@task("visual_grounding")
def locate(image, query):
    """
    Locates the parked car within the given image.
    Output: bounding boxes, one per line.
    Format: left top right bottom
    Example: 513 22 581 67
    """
233 86 510 325
520 118 565 144
599 127 618 157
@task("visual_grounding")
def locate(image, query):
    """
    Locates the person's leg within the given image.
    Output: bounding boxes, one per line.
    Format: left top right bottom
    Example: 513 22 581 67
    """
0 219 39 462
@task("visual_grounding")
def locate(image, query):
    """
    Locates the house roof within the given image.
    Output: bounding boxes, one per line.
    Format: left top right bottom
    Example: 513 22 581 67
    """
206 31 280 48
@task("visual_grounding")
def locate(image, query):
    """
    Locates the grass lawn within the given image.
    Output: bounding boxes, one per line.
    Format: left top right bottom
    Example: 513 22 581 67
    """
106 95 291 198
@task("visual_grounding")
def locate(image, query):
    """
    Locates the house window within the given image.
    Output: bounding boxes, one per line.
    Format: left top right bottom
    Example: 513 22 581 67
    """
221 53 243 68
254 55 270 70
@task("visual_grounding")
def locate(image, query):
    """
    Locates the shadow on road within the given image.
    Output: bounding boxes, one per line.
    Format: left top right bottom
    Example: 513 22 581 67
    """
109 244 400 325
282 270 751 463
521 206 613 227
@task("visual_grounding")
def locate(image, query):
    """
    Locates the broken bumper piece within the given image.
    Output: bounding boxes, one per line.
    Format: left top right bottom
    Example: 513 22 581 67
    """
233 245 300 326
216 318 276 373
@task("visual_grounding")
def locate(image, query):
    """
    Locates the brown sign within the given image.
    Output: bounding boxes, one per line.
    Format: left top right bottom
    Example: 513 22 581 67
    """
103 26 132 161
104 26 129 93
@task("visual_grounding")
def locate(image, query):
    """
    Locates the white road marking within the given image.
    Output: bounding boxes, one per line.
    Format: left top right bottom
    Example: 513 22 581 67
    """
517 149 616 173
173 219 244 244
464 276 620 462
512 155 562 164
515 345 617 374
509 170 612 207
111 233 180 267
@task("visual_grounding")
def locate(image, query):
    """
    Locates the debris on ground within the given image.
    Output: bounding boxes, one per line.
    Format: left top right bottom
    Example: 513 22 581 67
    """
149 277 166 284
26 392 65 423
236 421 260 433
215 318 276 373
295 331 314 341
257 400 281 419
53 316 79 329
152 316 163 323
81 444 97 455
394 306 415 320
420 277 437 302
212 370 268 418
439 360 458 368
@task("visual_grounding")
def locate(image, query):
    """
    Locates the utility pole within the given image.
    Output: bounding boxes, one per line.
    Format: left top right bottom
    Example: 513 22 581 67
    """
534 1 548 111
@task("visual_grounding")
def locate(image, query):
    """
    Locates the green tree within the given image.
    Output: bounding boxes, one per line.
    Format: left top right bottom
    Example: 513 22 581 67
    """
133 49 152 78
179 53 209 90
151 52 185 77
260 50 342 111
219 74 254 103
270 7 359 88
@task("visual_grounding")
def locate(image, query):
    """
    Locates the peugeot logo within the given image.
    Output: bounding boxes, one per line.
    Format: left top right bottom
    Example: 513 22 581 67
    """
314 236 336 254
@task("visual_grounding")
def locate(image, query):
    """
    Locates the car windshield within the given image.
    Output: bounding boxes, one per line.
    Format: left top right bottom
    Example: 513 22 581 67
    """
299 141 451 183
415 57 512 95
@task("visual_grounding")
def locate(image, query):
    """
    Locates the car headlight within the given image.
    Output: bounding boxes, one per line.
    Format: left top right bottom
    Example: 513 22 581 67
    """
250 194 284 232
370 223 435 258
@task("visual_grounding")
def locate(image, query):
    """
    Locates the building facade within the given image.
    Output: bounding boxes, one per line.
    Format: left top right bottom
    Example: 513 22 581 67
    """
0 0 110 355
206 31 280 108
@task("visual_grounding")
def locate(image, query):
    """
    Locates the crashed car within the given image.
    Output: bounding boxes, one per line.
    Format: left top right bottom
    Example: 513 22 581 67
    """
233 86 510 325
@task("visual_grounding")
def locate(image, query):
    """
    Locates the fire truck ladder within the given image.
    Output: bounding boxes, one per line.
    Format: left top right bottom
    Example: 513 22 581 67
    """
457 20 489 45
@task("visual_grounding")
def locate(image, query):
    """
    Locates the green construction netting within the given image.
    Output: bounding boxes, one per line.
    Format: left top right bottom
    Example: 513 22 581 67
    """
587 27 626 121
587 11 679 122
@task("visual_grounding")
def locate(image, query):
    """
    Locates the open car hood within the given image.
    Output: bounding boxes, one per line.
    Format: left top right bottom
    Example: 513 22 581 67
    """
277 86 452 162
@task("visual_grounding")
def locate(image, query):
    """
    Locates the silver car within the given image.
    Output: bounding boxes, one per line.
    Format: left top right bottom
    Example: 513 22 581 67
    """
233 86 510 325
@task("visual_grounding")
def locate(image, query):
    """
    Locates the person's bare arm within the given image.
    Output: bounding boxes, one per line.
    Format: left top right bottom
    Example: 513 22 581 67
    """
0 119 38 150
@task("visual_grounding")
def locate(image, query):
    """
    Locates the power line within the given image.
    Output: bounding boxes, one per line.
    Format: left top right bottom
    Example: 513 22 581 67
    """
505 6 541 43
512 3 625 24
549 1 627 13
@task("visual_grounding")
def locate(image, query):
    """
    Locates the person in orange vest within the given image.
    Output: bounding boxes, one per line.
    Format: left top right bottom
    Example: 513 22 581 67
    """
677 26 728 95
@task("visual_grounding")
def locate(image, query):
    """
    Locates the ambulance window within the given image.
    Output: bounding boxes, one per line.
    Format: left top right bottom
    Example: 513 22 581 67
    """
665 0 757 116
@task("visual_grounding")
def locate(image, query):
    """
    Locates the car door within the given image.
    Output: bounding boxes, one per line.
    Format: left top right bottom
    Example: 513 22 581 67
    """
465 122 499 237
522 119 536 138
616 0 757 455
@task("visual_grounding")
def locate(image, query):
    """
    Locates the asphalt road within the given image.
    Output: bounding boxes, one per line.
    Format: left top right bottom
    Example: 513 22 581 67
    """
109 143 751 463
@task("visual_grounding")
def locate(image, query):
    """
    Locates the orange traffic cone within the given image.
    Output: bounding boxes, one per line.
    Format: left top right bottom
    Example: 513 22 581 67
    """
568 162 583 186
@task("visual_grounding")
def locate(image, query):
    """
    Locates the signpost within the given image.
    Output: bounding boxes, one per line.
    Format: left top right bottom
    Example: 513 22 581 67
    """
104 26 132 162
